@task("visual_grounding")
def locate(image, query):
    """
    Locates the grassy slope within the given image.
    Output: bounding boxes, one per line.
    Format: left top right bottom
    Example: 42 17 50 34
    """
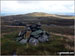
1 31 74 55
1 26 74 55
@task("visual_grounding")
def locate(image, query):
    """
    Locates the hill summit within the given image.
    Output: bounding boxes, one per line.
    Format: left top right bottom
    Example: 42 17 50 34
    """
25 12 55 17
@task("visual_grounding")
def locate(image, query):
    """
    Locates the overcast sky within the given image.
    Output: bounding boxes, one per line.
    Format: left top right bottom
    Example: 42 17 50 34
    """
1 0 74 16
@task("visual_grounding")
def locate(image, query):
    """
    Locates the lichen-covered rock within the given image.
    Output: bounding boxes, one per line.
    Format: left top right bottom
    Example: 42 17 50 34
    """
19 39 27 44
28 37 39 46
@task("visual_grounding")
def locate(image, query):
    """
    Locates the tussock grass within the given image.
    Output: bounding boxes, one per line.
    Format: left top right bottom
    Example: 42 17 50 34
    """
1 32 74 55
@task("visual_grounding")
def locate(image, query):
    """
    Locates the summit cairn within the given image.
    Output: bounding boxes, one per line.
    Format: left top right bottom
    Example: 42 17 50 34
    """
16 22 50 46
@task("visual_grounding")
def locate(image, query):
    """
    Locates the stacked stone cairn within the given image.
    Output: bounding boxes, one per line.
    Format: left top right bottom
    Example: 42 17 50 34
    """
16 23 50 46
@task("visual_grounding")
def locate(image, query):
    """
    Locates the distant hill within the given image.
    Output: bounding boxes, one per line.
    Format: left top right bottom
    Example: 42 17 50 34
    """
1 12 74 26
1 12 75 19
24 12 75 19
25 12 55 17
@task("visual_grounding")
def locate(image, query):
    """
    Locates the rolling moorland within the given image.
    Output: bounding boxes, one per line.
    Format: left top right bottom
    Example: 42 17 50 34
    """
1 12 75 55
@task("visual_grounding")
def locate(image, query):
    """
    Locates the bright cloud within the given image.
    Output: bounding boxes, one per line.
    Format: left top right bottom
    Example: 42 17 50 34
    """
1 0 74 15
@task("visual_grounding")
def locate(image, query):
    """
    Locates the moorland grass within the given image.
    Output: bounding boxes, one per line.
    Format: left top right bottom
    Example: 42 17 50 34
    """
1 32 73 55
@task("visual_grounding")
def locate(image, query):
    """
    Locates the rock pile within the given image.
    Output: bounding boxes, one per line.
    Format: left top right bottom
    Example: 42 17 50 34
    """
16 23 50 46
